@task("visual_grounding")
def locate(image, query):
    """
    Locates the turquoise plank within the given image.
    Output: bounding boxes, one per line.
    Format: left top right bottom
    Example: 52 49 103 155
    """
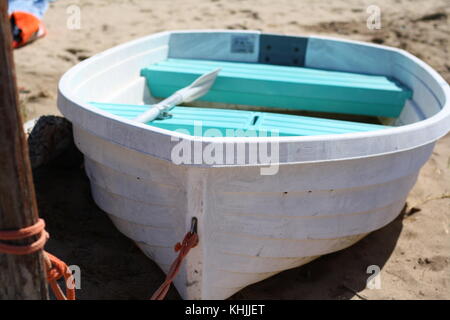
165 58 395 83
161 59 402 88
141 59 411 117
142 67 408 103
89 102 389 137
149 84 404 118
150 58 411 95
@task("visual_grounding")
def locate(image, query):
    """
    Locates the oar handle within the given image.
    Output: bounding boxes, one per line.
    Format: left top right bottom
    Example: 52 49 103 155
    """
134 107 163 123
134 93 183 123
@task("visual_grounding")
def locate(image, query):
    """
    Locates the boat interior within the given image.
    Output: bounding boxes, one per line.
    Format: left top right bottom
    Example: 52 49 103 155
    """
79 32 446 137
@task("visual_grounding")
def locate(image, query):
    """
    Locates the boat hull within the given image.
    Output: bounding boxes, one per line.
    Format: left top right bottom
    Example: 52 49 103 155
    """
57 30 450 299
75 126 433 299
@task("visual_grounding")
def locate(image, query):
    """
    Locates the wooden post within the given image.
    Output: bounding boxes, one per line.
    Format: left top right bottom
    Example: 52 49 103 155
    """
0 1 49 299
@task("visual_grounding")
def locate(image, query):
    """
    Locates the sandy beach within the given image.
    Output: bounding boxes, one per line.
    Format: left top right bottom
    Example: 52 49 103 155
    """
13 0 449 299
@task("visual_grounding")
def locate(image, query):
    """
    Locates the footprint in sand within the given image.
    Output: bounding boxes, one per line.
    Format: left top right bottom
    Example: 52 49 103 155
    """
66 48 91 62
240 9 260 20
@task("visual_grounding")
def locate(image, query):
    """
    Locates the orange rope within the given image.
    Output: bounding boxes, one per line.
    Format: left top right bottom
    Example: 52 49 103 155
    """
44 252 76 300
0 218 75 300
150 231 199 300
0 218 47 255
1 218 198 300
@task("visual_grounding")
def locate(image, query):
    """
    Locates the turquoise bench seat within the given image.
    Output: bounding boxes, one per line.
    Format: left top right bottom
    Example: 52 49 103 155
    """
140 58 412 118
90 102 389 137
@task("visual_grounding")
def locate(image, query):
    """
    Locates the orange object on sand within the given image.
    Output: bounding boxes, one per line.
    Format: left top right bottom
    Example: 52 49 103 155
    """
10 11 46 48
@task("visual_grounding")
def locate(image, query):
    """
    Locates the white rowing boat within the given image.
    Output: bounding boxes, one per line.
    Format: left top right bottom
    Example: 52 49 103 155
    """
57 30 450 299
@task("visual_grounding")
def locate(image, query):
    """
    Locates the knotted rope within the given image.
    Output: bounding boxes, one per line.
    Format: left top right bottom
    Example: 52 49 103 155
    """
150 218 199 300
0 218 75 300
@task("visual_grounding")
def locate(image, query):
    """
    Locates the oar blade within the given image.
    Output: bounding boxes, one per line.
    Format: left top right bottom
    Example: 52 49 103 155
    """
181 68 221 102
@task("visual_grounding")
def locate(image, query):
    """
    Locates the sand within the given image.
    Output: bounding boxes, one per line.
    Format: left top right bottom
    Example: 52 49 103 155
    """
13 0 450 299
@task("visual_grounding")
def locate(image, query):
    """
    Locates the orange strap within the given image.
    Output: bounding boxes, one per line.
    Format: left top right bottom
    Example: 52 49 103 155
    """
150 231 199 300
0 218 75 300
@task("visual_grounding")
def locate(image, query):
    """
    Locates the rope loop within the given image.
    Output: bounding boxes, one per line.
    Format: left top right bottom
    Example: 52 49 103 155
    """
150 218 199 300
0 218 47 255
0 218 75 300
